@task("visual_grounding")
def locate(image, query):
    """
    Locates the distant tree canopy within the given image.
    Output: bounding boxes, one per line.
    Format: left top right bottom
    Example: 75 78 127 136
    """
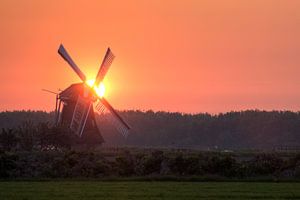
1 110 300 150
0 110 54 128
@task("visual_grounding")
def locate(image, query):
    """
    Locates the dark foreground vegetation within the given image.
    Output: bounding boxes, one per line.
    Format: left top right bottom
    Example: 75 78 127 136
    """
1 110 300 149
1 149 300 180
1 181 300 200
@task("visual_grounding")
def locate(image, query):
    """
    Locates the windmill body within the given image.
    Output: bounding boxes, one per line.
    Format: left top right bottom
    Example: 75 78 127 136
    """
57 83 104 144
54 44 130 144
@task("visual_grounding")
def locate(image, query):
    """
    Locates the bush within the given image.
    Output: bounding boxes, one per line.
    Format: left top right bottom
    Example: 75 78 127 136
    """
0 151 17 178
141 151 165 175
0 149 295 180
115 150 135 176
201 154 237 177
168 153 204 175
246 154 284 176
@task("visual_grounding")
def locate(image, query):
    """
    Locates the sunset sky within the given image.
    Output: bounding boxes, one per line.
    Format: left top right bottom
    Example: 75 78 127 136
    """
1 0 300 113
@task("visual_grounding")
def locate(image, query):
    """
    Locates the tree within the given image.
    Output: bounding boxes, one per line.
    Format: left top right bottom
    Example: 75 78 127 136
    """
16 121 37 151
0 129 18 151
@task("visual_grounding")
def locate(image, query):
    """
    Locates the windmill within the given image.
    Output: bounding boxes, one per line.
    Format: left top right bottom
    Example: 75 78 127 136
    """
54 44 130 143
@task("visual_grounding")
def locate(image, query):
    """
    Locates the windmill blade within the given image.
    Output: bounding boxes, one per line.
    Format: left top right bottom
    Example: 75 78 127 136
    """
58 44 86 82
94 48 115 86
70 95 91 137
95 100 106 114
79 102 92 137
98 97 130 137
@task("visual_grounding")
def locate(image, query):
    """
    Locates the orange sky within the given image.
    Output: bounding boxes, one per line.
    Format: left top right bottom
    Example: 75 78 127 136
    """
1 0 300 113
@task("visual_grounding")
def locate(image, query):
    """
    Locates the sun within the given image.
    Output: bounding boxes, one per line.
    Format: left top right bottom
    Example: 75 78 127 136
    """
85 79 105 98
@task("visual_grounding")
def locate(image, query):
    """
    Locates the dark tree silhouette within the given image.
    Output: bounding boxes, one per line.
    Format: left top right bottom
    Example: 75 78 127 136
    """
0 128 18 151
1 110 300 150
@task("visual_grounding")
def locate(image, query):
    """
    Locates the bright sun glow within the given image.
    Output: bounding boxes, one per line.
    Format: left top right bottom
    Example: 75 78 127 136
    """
85 79 105 98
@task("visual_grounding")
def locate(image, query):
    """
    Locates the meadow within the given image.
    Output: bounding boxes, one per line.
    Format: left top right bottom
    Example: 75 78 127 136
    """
1 181 300 200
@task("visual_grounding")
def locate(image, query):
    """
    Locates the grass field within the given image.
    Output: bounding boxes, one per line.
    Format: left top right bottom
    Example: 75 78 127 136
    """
0 181 300 200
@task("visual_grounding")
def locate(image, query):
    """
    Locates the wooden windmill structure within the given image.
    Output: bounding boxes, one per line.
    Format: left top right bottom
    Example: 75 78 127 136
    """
54 44 130 144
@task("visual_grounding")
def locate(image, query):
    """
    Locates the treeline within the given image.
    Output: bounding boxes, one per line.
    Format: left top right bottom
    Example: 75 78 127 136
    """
0 121 102 152
1 110 300 149
0 110 54 129
119 110 300 149
1 149 300 180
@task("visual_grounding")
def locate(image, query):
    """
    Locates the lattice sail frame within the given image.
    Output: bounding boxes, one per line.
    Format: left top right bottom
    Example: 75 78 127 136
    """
94 100 130 138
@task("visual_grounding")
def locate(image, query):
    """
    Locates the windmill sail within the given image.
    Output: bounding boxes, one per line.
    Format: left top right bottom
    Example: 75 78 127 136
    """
95 100 106 114
70 96 91 137
94 48 115 86
58 44 86 82
98 97 130 137
109 114 130 137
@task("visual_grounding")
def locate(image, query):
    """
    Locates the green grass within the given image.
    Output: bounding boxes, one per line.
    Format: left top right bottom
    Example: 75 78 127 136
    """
0 181 300 200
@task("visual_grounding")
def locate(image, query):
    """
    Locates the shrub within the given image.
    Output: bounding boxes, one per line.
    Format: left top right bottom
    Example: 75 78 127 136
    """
247 154 284 176
115 150 135 176
0 151 17 178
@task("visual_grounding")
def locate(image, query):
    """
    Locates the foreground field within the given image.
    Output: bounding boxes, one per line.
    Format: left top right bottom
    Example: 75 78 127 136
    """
0 181 300 200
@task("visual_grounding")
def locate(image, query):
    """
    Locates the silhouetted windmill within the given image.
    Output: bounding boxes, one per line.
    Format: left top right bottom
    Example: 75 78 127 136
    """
54 44 130 143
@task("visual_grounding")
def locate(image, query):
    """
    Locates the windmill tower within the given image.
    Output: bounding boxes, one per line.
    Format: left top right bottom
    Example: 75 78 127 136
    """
54 44 130 144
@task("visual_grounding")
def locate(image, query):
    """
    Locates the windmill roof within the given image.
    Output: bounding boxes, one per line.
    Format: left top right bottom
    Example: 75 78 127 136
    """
59 83 84 100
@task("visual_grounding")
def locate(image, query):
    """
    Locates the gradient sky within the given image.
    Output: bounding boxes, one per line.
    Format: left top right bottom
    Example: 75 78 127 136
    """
1 0 300 113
